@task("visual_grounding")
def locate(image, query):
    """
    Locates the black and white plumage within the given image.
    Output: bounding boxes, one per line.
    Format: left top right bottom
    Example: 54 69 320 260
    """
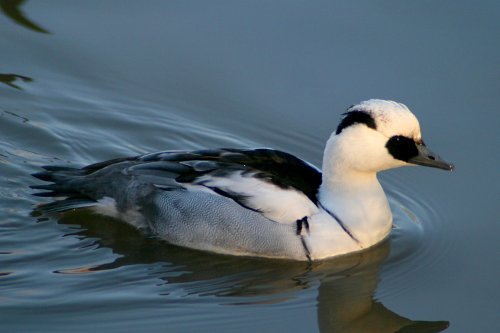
32 99 453 261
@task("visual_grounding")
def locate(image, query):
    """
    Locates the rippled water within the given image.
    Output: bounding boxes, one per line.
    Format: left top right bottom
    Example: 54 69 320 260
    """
1 1 499 332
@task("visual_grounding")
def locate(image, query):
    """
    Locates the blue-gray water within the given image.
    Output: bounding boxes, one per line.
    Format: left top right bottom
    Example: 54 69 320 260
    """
1 1 498 332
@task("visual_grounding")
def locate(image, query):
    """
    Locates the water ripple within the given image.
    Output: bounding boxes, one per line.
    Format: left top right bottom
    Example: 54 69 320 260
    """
377 175 453 299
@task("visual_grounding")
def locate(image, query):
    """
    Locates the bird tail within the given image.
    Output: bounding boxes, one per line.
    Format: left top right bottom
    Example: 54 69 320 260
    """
31 165 97 212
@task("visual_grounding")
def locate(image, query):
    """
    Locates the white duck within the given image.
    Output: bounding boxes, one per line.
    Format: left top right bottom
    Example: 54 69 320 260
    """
32 99 453 261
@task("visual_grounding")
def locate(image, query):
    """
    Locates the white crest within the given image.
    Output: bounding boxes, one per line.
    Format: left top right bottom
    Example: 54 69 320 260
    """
348 99 422 140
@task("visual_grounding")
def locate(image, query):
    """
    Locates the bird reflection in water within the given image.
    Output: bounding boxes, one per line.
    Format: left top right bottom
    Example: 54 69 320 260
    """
45 210 449 333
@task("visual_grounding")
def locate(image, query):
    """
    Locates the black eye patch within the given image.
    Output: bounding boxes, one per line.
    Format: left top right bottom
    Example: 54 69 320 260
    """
336 111 376 135
385 135 419 162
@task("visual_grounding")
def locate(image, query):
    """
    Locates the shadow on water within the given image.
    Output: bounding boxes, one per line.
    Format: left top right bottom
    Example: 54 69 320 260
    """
0 0 46 91
0 0 49 34
38 209 449 333
0 73 33 90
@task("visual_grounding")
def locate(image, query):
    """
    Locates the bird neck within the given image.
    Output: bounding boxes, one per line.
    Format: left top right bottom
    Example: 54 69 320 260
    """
318 139 393 247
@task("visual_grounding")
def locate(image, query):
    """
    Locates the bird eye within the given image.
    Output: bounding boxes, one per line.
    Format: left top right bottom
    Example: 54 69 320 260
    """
386 135 419 162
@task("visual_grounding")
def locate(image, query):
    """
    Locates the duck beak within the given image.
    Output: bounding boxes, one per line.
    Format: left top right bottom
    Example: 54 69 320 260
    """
408 144 454 171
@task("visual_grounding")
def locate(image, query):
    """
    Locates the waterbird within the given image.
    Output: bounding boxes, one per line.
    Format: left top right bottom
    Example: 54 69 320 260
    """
32 99 454 261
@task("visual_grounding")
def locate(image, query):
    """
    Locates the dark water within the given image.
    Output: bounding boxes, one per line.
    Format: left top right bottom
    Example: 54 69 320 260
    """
1 1 498 332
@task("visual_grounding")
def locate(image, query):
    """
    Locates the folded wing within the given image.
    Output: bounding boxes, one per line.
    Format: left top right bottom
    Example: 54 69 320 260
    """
33 148 322 224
